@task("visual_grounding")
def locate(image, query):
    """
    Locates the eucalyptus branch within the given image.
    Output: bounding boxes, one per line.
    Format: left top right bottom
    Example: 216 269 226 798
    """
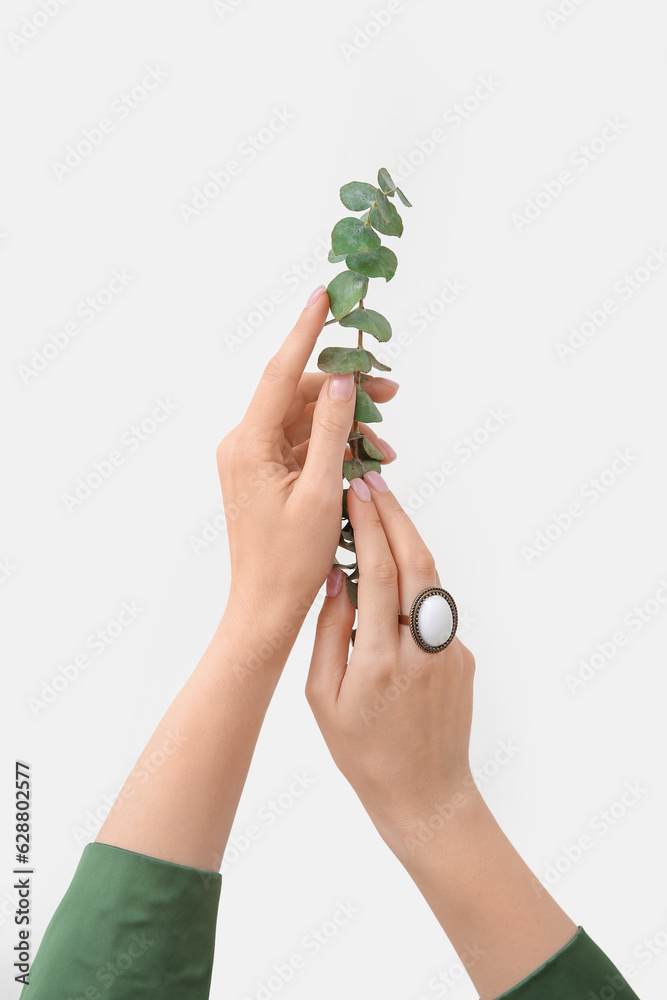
316 167 412 626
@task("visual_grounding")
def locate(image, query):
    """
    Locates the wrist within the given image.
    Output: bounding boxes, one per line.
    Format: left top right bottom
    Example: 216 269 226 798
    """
372 776 487 870
215 587 314 679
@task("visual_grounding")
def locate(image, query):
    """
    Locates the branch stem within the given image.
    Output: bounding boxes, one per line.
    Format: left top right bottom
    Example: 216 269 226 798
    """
351 297 365 459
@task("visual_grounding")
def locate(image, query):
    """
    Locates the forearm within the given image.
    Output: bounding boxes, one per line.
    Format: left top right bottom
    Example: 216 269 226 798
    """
387 787 577 1000
96 595 310 871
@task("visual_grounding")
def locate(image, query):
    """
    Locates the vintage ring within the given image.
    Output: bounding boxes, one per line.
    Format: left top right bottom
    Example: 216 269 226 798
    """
398 586 458 653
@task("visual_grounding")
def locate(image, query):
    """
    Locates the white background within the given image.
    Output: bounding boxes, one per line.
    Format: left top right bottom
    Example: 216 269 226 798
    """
2 1 666 997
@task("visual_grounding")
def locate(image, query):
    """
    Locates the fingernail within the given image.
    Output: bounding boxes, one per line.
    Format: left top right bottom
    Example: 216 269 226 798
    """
364 470 389 493
329 372 355 401
350 477 371 501
306 284 327 306
376 437 397 461
326 566 344 598
372 377 399 390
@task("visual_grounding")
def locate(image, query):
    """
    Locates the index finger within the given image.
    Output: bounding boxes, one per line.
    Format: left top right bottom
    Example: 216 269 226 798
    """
243 287 330 430
346 479 400 660
360 471 438 625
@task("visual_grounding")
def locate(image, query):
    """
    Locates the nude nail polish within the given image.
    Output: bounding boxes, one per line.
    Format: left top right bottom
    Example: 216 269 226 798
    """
306 284 326 306
329 373 355 400
376 438 397 461
350 477 372 501
364 470 388 493
326 567 344 597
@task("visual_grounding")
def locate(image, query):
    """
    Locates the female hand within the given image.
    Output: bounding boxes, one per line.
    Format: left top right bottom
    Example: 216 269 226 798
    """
305 469 477 855
217 286 398 631
306 473 582 1000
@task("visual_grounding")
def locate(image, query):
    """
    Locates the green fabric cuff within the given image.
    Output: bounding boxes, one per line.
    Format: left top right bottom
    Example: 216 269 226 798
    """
493 926 640 999
21 841 222 1000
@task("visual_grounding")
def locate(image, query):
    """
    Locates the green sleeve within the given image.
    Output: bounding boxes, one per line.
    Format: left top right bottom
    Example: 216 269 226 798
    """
20 841 222 1000
493 926 640 999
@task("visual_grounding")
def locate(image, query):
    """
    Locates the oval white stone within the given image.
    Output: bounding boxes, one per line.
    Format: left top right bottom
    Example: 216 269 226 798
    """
416 594 453 647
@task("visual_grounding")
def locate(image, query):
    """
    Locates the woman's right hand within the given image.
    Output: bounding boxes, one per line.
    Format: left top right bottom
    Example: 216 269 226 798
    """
306 472 582 1000
305 469 478 858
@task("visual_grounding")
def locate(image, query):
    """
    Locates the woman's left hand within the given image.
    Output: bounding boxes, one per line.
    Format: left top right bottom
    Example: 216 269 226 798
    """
217 284 398 630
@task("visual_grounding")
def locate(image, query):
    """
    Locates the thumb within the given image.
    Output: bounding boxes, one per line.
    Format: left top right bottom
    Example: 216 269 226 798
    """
298 373 356 497
306 567 355 715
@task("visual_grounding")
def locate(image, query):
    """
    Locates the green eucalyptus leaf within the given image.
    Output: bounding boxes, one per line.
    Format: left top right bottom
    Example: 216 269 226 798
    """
350 627 357 646
326 270 369 319
343 460 364 481
345 576 358 607
369 202 403 237
339 308 392 343
396 187 412 207
342 488 349 518
375 187 392 222
354 384 383 423
378 167 396 194
346 247 398 282
332 218 381 255
365 350 391 372
343 458 381 481
328 249 347 263
360 435 385 461
318 346 390 374
340 181 377 211
318 346 373 374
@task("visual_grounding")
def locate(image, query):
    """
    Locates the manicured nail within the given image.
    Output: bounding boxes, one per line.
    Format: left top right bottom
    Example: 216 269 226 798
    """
376 437 397 461
364 470 389 493
326 566 344 598
306 284 327 306
329 372 354 400
372 377 399 390
350 477 371 501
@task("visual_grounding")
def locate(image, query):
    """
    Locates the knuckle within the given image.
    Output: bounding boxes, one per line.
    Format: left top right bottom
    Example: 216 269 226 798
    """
263 354 287 383
304 678 318 707
368 558 398 588
371 656 395 685
356 502 382 530
305 677 328 714
366 649 400 688
215 432 234 465
461 643 476 674
411 551 436 578
217 425 247 465
316 410 345 439
317 609 344 637
215 438 227 464
449 638 475 675
263 355 281 378
388 501 413 526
